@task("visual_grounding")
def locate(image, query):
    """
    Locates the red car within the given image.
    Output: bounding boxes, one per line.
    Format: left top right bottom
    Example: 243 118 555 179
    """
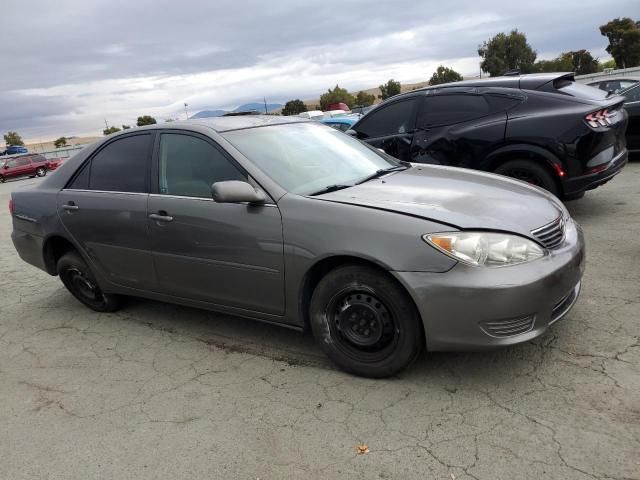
0 154 56 183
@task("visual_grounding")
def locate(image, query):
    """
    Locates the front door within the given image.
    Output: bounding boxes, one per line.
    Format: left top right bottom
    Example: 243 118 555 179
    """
58 132 155 290
148 131 285 315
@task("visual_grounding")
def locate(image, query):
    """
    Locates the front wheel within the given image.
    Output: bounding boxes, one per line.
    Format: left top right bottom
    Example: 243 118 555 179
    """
35 167 47 177
57 251 122 312
309 265 424 378
0 176 4 183
494 160 559 197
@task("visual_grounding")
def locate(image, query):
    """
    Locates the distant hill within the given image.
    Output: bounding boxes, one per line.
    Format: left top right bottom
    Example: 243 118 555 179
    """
191 102 282 119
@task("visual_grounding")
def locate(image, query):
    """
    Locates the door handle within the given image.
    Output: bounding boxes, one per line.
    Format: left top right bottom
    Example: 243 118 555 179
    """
149 212 173 222
62 202 79 211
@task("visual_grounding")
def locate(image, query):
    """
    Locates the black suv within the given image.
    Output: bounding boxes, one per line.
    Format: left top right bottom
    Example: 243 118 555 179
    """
350 73 628 199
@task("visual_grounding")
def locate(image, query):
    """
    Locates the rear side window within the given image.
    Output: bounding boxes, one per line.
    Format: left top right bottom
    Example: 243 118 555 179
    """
417 94 490 127
84 134 151 193
17 157 30 166
354 99 417 138
158 133 245 198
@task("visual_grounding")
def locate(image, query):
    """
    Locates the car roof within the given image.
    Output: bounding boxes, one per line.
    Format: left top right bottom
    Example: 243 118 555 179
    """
391 72 575 100
167 115 310 133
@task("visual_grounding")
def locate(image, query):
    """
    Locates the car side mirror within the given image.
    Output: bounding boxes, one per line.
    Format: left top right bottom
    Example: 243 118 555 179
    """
211 181 266 204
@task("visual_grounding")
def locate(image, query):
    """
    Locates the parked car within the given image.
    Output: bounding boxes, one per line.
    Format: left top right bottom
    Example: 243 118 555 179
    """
11 117 585 378
587 77 639 95
350 72 628 199
619 82 640 152
3 145 28 155
327 102 350 111
0 154 50 183
298 110 324 120
320 114 360 131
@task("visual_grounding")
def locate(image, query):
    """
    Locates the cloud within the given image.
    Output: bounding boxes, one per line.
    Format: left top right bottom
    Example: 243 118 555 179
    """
0 0 636 140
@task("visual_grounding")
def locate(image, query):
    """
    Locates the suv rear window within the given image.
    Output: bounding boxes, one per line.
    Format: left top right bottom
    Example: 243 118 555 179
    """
554 79 608 100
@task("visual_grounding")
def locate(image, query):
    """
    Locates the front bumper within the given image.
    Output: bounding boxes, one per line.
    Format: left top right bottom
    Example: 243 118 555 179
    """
393 219 585 351
562 149 627 196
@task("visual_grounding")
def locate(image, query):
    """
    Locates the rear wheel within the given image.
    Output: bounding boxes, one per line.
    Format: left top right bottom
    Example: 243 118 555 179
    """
57 252 122 312
309 265 424 378
494 160 559 197
35 167 47 177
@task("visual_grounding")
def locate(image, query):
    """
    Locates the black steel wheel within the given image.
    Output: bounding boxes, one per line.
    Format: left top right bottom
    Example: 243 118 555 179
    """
494 159 559 197
57 251 121 312
310 265 424 378
36 167 47 177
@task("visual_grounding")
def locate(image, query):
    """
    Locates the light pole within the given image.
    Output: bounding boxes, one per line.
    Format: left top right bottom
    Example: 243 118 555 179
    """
184 103 189 120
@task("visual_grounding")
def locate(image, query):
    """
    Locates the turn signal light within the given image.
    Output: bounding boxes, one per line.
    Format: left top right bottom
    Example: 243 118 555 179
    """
8 199 14 215
585 109 612 128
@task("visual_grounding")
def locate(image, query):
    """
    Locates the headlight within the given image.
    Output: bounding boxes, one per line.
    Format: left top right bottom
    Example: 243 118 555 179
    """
424 232 545 267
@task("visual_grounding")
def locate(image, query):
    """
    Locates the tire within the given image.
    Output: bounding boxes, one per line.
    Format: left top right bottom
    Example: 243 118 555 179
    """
57 251 122 312
35 167 47 177
0 176 4 183
494 160 559 197
309 265 424 378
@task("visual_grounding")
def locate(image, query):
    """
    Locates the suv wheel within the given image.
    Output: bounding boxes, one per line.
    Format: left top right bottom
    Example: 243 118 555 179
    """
0 176 4 183
57 251 122 312
35 167 47 177
494 160 559 197
309 265 424 378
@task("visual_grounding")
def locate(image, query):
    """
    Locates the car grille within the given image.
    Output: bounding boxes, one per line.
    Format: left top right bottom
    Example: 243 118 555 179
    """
531 216 565 249
479 316 535 338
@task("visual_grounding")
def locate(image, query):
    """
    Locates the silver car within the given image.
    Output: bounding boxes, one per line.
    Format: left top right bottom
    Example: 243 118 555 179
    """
10 116 585 377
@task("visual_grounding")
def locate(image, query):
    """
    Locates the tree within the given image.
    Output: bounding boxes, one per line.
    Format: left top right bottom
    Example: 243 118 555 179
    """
281 99 308 116
600 58 617 71
478 30 537 76
319 85 356 110
429 66 463 85
122 124 131 129
355 91 376 107
54 137 67 148
378 79 401 100
600 18 640 69
4 131 24 146
535 50 599 75
136 115 157 126
103 126 121 135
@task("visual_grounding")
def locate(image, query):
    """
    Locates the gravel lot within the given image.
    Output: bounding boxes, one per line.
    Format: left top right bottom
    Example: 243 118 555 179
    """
1 164 639 480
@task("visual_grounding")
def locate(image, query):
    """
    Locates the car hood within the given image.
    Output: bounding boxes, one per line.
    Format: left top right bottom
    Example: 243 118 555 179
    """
315 165 564 238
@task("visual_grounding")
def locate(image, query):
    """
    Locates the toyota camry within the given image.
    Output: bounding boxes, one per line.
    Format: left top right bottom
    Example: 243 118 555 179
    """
10 116 585 377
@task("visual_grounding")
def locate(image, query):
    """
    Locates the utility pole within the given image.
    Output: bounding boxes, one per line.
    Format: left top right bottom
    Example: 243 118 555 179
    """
184 103 189 120
104 119 109 129
264 97 268 114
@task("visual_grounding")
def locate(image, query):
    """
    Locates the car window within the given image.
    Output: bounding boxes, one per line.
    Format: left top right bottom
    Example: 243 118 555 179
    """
418 94 490 127
6 159 17 168
158 133 245 198
88 134 151 193
623 85 640 103
354 99 417 138
17 157 30 166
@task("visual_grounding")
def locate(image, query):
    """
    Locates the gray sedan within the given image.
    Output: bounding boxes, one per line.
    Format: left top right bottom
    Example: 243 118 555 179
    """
10 116 585 377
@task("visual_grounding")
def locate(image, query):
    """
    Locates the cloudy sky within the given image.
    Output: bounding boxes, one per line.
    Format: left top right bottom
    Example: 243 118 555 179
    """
1 0 636 142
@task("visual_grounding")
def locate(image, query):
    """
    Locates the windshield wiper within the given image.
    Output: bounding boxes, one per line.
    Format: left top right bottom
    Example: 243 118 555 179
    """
308 184 353 196
355 165 408 185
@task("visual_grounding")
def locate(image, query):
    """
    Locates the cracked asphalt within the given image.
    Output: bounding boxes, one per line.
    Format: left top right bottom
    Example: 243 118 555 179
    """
1 163 639 480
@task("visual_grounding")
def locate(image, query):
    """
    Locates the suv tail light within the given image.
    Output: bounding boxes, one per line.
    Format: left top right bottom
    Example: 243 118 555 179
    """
9 199 14 215
585 109 613 128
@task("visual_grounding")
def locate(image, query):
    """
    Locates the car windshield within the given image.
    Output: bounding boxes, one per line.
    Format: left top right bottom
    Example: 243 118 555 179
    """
222 122 401 195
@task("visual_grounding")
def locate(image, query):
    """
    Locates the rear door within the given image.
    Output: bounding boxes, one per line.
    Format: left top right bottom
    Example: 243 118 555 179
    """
410 93 511 167
353 98 419 161
58 133 155 290
148 131 285 315
622 84 640 151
